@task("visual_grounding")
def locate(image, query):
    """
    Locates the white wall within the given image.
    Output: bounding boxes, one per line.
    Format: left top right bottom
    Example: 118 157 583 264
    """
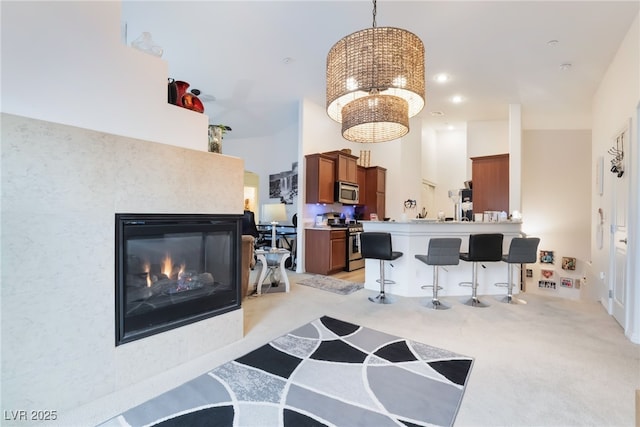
521 130 591 300
224 118 300 221
1 0 247 415
434 129 468 218
467 120 509 164
591 13 639 342
1 1 208 151
1 114 244 416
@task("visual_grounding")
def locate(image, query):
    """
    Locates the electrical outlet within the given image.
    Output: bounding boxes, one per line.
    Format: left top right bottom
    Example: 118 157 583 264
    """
599 271 605 280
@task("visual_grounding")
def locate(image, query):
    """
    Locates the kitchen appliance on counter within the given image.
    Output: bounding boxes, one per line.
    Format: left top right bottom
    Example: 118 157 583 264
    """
461 189 473 221
346 223 364 271
321 212 345 227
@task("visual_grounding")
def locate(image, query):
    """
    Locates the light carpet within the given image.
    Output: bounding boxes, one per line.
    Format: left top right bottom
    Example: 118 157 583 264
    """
99 316 473 427
297 275 364 295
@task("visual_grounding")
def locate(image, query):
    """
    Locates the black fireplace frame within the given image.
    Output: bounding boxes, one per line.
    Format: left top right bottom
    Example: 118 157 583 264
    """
115 213 242 346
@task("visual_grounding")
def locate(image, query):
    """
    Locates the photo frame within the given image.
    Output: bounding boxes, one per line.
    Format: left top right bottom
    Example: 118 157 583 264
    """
561 277 574 288
541 269 554 279
562 257 576 270
538 280 556 290
539 250 554 264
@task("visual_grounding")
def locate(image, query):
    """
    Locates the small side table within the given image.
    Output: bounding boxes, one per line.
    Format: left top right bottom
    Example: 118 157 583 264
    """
254 248 291 295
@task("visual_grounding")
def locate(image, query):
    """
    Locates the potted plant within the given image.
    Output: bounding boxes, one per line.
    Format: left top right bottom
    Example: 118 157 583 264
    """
208 124 232 153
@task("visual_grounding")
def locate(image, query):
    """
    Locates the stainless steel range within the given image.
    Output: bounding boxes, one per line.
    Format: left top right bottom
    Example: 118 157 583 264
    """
346 223 365 271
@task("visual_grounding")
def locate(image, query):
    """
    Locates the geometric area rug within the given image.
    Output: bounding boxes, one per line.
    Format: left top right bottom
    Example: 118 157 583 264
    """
98 316 474 427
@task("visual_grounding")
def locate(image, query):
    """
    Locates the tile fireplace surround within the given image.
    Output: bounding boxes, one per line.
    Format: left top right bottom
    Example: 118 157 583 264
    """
1 113 245 416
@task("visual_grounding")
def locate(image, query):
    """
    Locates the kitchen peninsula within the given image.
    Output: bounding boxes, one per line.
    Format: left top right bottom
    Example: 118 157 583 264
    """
362 220 525 298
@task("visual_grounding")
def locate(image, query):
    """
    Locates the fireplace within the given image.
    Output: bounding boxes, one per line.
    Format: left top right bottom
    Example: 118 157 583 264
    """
115 213 242 346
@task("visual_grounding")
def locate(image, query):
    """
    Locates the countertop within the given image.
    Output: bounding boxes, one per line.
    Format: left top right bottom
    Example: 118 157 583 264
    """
361 219 523 225
305 226 348 230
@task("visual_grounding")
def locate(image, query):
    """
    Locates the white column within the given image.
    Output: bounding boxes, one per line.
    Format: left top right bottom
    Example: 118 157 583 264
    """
509 104 522 215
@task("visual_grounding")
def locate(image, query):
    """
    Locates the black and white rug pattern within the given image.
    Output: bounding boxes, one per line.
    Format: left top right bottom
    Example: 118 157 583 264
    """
100 316 473 427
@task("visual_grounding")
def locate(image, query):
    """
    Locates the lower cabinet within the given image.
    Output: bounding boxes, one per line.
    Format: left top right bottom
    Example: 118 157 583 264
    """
305 229 347 275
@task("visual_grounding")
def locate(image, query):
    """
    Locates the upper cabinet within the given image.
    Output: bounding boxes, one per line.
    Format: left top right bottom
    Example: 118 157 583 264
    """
305 153 335 204
356 165 367 198
323 150 358 184
471 154 509 213
364 166 386 219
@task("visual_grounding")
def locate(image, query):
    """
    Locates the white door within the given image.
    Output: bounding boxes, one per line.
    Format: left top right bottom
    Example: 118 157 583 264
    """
610 123 629 327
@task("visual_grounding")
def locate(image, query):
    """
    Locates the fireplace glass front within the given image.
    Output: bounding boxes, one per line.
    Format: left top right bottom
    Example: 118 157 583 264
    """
115 214 241 345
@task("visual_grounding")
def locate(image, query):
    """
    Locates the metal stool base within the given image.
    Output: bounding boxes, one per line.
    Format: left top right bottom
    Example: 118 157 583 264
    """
464 296 489 308
425 299 450 310
369 293 395 304
500 295 527 304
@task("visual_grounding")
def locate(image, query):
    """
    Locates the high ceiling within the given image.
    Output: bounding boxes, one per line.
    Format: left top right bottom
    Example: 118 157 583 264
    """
122 1 639 140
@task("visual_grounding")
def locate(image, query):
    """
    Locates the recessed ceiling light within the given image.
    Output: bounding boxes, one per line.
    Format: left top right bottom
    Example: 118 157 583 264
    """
434 73 449 83
559 63 572 71
282 57 293 64
452 95 463 104
430 111 445 116
547 39 559 46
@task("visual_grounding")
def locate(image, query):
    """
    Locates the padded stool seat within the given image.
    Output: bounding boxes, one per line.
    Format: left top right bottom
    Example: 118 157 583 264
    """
495 237 540 304
361 232 403 304
415 238 461 310
459 233 503 307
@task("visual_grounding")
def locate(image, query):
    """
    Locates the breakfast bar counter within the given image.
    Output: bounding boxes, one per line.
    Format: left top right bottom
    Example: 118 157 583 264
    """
361 220 525 298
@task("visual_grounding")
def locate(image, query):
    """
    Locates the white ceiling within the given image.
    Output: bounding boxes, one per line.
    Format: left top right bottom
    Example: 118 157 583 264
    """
122 1 639 140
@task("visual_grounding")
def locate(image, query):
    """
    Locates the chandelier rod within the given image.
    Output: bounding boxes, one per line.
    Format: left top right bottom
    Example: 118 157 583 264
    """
372 0 377 28
370 0 378 92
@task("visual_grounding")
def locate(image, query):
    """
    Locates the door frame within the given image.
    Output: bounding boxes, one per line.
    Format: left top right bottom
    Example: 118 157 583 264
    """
608 120 630 327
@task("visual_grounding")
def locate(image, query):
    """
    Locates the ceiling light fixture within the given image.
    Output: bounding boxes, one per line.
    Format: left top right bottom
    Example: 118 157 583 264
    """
434 73 449 83
452 95 463 104
326 0 425 143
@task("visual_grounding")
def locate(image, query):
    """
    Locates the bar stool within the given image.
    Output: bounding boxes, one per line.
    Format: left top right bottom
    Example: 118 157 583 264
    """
459 233 503 307
495 237 540 304
361 232 403 304
415 238 461 310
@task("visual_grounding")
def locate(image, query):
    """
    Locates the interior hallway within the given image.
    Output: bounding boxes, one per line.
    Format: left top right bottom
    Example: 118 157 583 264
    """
59 269 639 427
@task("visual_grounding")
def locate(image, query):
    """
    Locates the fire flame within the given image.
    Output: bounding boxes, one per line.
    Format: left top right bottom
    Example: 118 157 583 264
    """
161 253 186 279
143 262 152 287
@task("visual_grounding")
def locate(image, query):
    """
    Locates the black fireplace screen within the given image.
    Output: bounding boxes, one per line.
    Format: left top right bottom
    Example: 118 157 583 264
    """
115 214 242 345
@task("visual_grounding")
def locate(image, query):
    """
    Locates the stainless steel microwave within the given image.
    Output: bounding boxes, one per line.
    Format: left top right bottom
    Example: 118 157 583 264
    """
335 181 359 204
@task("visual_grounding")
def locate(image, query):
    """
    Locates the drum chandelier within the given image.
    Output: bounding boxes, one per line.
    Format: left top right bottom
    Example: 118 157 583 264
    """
326 0 425 143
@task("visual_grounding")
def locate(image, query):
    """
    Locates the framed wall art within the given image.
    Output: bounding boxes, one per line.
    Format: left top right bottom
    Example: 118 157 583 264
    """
541 269 554 279
538 280 556 290
539 250 554 264
561 277 574 288
562 257 576 270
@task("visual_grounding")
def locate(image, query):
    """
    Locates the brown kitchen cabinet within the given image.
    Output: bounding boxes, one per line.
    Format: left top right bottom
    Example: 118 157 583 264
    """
364 166 386 220
471 154 509 213
305 229 347 275
356 165 367 200
305 153 335 204
323 150 358 184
